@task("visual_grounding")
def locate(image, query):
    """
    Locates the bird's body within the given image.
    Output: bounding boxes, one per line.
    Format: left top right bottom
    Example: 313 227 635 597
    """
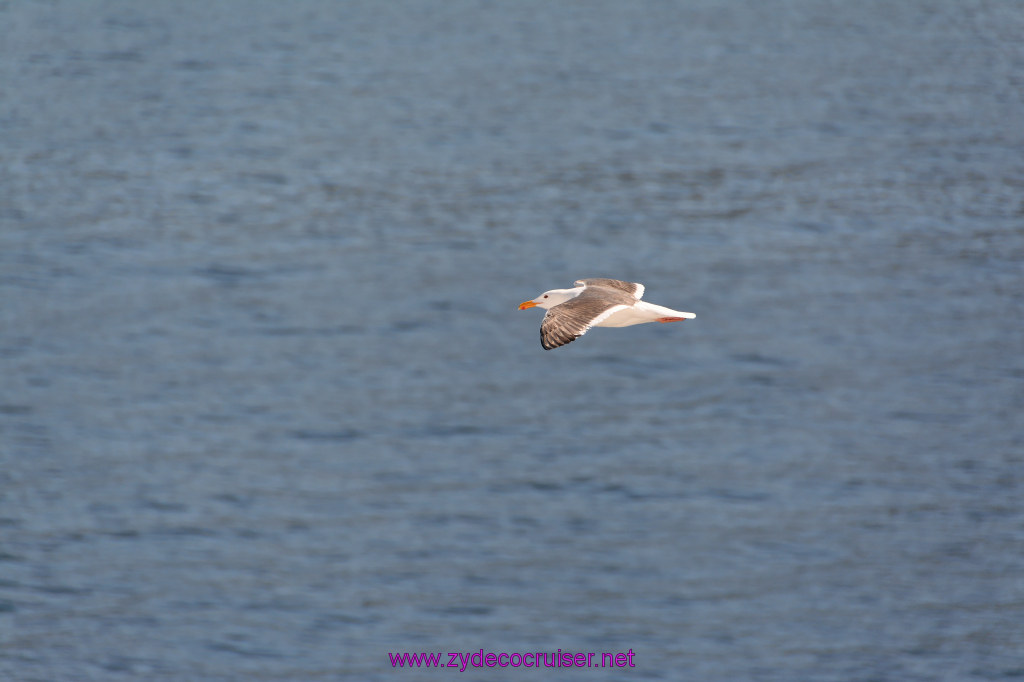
519 278 695 350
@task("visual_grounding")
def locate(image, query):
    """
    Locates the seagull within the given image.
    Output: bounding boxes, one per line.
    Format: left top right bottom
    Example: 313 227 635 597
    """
518 278 695 350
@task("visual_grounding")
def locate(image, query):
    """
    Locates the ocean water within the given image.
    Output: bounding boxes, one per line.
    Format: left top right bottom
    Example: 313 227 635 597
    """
1 1 1023 680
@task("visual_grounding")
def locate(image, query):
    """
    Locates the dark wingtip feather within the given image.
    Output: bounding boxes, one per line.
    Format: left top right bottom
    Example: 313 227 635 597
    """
540 328 577 350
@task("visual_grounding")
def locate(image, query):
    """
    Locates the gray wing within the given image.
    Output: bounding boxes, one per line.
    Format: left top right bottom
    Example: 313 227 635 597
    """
540 287 635 350
574 278 645 300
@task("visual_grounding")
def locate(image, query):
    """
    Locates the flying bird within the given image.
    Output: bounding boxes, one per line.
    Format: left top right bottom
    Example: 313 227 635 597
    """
519 278 695 350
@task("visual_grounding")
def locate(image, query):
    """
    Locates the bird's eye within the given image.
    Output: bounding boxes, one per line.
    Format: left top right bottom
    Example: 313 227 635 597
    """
543 295 548 298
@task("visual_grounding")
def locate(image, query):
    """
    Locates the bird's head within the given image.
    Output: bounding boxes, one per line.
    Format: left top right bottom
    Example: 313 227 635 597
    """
518 288 578 311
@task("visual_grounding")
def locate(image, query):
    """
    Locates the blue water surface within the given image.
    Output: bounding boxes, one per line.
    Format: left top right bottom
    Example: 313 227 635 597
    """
2 1 1023 680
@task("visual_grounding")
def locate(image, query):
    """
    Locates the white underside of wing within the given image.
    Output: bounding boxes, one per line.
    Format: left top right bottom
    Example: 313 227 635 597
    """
583 304 630 331
595 301 696 327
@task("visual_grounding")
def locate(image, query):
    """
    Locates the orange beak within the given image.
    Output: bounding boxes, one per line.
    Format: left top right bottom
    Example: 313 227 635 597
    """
518 300 538 310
